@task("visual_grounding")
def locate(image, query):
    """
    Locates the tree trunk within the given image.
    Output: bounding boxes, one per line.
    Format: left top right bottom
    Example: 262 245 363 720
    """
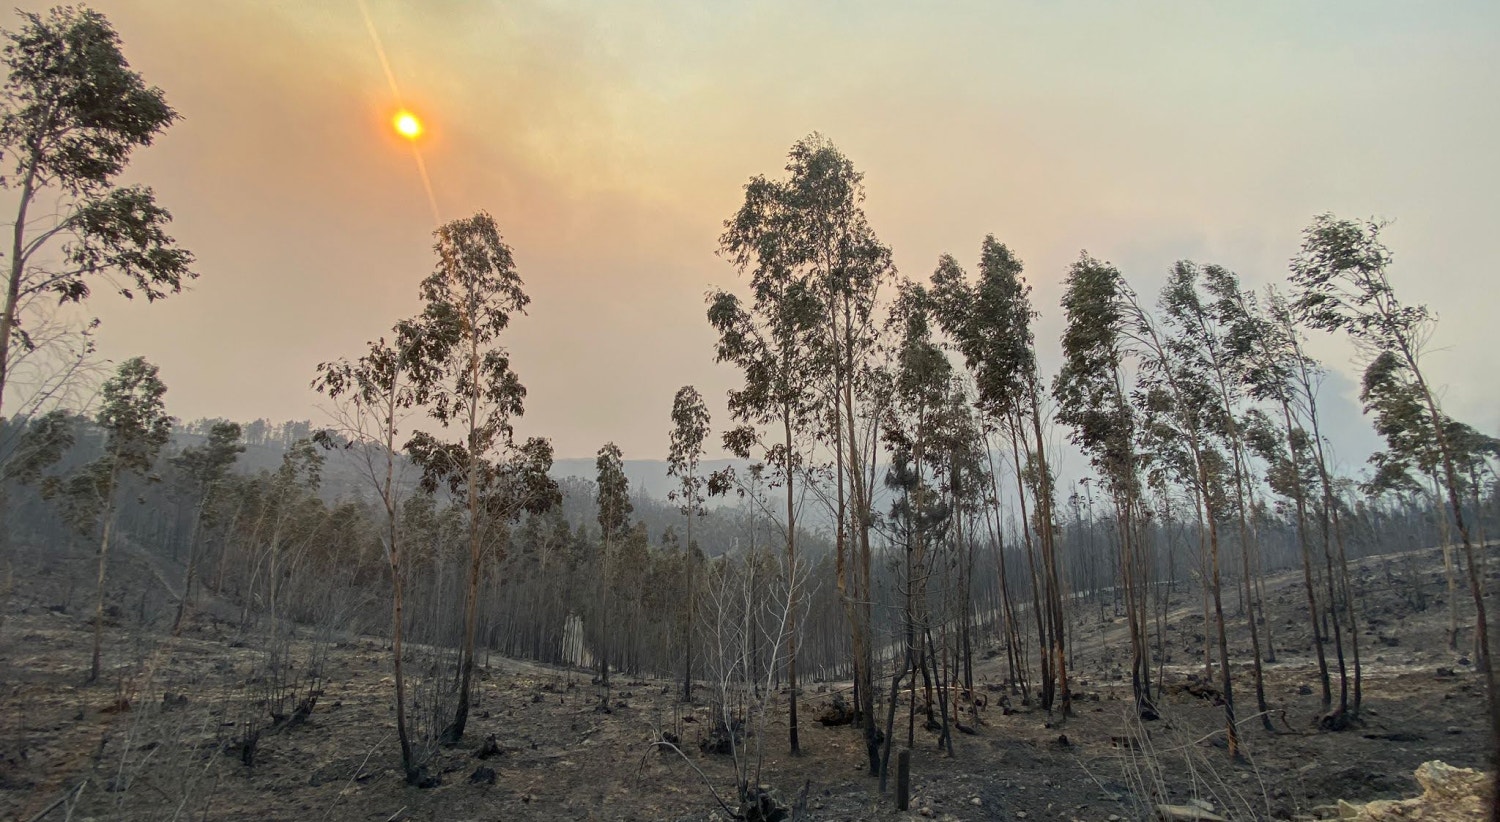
1007 421 1051 710
1281 401 1331 712
447 338 484 744
1027 385 1070 719
784 414 800 754
0 164 38 418
1199 458 1239 759
1408 362 1496 817
90 463 122 684
171 502 206 636
90 504 117 684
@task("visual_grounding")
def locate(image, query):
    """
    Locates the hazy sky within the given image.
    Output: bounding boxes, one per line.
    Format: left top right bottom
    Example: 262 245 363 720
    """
17 1 1499 469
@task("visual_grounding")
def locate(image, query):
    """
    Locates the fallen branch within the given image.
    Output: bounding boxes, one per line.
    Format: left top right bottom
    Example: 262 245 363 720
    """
639 740 737 819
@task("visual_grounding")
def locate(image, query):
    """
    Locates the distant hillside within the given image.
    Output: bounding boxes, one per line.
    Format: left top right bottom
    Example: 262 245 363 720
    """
548 458 749 507
202 435 758 518
180 426 847 537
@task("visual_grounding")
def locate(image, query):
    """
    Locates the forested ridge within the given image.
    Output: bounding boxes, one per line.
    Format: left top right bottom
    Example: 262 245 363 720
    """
0 6 1496 822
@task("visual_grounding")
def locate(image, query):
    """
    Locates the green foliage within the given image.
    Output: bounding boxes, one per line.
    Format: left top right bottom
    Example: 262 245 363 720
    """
97 356 172 474
172 421 243 497
1243 408 1317 511
41 355 172 536
1053 254 1137 493
0 6 194 409
2 408 74 484
401 211 556 518
1362 350 1499 496
1359 350 1435 477
273 437 322 494
930 236 1036 421
667 385 711 517
711 135 859 482
887 281 950 426
1 6 175 191
314 327 422 417
405 212 527 442
1290 215 1428 350
595 441 632 542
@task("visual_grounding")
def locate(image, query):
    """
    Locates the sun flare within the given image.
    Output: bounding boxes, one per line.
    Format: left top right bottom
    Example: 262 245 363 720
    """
393 110 422 140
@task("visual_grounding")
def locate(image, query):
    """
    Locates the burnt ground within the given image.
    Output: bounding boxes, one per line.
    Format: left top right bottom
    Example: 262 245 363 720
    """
0 544 1492 821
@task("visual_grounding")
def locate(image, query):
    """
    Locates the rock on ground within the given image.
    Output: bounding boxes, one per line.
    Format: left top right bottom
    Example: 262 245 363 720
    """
1336 760 1490 821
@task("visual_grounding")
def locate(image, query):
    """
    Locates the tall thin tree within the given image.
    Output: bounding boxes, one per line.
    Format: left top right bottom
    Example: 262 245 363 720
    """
667 385 711 703
711 204 820 753
1054 253 1155 719
403 211 542 744
719 133 893 766
594 441 633 706
1292 215 1486 745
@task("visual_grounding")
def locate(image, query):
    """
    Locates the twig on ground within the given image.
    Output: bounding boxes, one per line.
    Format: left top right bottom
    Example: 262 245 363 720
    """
322 731 390 821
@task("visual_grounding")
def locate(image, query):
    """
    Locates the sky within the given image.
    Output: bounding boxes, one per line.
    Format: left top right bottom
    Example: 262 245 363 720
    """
10 0 1499 473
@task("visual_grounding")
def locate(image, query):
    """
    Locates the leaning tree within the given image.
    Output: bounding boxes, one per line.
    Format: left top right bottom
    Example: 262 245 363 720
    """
931 236 1068 718
1292 215 1495 769
1053 253 1155 719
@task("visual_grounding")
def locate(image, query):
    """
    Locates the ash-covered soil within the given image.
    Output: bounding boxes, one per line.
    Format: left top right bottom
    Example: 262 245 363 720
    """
0 545 1492 821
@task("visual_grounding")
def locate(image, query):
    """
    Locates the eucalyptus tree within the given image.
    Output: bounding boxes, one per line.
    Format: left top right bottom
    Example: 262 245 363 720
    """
1161 262 1272 732
43 356 172 682
710 206 821 752
0 408 73 485
720 133 893 768
0 7 194 419
931 236 1068 717
1214 283 1340 713
403 210 554 743
1291 214 1490 740
169 421 243 635
1263 289 1363 718
1361 349 1462 639
931 384 988 721
1125 289 1241 758
314 325 430 782
1053 254 1155 718
594 441 632 704
878 279 955 775
876 295 996 744
260 438 323 634
667 385 711 703
1447 422 1500 551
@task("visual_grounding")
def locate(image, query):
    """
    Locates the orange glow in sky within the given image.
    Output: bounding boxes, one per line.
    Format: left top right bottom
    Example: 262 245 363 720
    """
393 110 422 140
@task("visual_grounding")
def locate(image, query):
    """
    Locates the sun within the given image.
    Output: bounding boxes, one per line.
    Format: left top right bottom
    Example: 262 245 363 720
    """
393 110 423 140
